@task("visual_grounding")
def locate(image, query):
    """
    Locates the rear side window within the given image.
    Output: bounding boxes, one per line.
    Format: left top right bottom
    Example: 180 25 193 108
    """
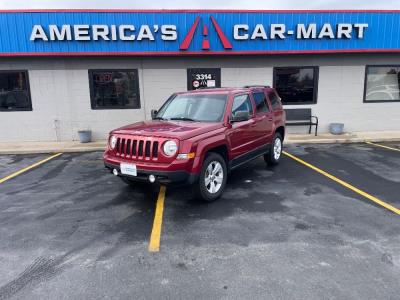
252 92 269 113
231 94 253 116
268 91 282 110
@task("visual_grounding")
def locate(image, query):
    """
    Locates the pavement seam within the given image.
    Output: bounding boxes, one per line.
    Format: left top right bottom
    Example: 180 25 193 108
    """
365 141 400 153
1 137 400 154
0 153 63 184
283 151 400 216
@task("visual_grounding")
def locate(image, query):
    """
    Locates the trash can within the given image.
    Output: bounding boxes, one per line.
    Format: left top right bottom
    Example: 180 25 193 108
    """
329 123 344 135
78 130 92 143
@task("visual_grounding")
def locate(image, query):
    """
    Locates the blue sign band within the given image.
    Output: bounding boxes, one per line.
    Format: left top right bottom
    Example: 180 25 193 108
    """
0 10 399 55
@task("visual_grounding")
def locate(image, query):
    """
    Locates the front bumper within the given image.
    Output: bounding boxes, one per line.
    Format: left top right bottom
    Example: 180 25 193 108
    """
104 161 199 185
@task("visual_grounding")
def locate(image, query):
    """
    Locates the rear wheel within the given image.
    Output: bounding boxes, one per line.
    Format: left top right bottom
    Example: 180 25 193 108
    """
194 152 227 202
264 132 283 166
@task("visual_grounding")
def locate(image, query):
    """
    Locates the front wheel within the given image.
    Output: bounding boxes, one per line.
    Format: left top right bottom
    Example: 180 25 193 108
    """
194 152 227 202
264 132 283 166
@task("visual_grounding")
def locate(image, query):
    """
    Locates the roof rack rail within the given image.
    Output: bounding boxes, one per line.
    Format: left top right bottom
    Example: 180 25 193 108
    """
243 85 271 88
196 86 223 89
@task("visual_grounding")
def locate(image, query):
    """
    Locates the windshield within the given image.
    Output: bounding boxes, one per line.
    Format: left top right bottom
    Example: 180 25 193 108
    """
155 93 227 122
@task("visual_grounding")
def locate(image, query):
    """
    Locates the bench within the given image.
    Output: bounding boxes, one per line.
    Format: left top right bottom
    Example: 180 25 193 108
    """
285 108 319 136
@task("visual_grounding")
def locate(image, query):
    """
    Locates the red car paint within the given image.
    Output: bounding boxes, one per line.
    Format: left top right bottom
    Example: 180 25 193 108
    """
103 87 285 184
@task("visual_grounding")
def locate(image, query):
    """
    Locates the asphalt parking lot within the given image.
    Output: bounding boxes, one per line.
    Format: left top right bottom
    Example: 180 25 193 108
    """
0 142 399 299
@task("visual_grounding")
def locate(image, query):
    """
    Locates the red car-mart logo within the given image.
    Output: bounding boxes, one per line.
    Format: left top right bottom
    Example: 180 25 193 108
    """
179 16 233 51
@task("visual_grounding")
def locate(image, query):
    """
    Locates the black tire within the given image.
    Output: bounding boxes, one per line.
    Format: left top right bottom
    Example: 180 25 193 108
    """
194 152 227 202
264 132 283 166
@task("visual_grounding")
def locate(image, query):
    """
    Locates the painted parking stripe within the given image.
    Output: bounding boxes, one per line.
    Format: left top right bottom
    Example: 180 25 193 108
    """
148 185 166 252
283 151 400 215
366 141 400 153
0 153 63 184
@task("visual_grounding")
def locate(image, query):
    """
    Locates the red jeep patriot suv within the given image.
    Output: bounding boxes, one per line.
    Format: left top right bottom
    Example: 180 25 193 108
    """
104 86 286 202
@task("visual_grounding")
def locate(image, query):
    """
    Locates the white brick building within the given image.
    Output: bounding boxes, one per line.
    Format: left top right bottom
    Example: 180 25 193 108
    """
0 10 399 142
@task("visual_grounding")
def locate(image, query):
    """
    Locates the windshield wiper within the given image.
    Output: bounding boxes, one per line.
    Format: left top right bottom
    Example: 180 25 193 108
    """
153 117 167 120
169 117 196 121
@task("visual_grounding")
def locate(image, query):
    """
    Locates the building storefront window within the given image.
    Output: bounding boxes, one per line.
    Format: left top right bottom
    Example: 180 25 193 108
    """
364 66 400 102
89 70 141 109
273 67 318 105
0 71 32 112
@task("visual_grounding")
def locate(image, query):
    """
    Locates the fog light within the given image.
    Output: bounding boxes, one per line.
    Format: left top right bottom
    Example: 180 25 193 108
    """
113 169 118 176
149 174 156 183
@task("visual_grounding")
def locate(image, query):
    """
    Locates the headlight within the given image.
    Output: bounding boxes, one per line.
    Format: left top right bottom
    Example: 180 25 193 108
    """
163 140 178 156
110 135 118 149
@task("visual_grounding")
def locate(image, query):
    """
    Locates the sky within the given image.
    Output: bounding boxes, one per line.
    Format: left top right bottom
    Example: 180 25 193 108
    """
0 0 399 9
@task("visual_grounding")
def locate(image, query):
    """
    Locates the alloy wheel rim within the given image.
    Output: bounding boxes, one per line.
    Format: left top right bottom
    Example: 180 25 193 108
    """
274 138 282 160
204 161 224 194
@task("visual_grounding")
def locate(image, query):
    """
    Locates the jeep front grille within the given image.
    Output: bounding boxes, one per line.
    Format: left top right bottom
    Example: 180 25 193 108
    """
116 137 159 160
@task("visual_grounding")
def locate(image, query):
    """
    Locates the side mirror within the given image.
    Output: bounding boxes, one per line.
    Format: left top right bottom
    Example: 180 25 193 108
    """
230 111 250 122
151 109 158 120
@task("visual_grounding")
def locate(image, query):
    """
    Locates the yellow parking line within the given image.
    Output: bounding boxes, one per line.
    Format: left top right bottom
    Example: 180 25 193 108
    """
283 151 400 215
366 141 400 153
0 152 63 184
148 185 166 252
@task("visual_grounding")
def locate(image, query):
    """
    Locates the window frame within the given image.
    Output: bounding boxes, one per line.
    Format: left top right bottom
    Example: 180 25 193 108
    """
363 65 400 103
251 90 270 114
0 70 32 112
231 93 254 117
273 66 319 105
267 90 282 111
88 69 141 110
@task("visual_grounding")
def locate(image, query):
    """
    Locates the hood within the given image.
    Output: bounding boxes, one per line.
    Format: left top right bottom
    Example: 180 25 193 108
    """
112 120 223 140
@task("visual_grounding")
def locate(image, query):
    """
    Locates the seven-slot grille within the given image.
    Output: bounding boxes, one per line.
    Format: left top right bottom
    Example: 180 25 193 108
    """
115 137 159 160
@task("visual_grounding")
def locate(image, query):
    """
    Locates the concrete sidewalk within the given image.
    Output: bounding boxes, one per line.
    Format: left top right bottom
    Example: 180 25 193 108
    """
0 131 399 154
0 141 106 154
